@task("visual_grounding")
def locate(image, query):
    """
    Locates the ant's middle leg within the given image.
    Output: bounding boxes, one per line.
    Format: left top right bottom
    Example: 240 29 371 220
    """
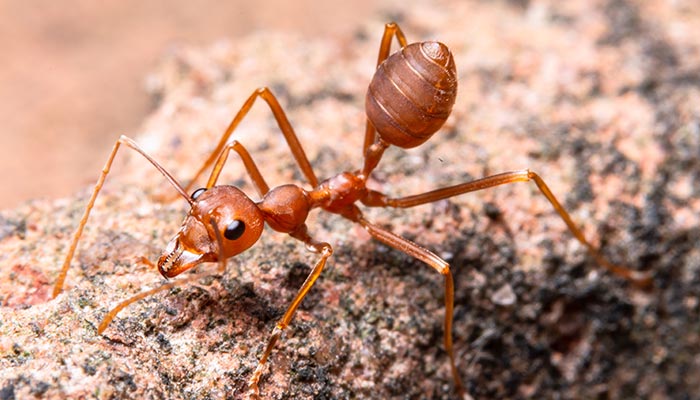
185 87 319 194
351 214 465 397
247 226 333 398
362 169 652 287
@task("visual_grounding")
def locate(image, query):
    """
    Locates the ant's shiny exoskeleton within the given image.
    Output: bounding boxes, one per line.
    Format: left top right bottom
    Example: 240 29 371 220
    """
52 22 651 398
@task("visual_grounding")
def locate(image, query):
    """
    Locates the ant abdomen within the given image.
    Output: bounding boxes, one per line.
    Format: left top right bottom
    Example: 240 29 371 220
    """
365 41 457 149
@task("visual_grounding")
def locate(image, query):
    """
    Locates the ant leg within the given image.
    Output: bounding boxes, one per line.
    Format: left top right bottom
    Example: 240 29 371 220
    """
375 22 408 68
363 169 652 287
97 269 213 334
99 214 230 335
352 215 465 397
185 87 318 194
52 135 192 298
205 140 270 196
247 227 333 398
363 22 408 154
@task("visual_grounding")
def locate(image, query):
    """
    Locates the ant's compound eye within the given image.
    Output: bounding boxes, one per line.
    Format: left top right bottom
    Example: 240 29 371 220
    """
191 187 207 200
224 220 245 240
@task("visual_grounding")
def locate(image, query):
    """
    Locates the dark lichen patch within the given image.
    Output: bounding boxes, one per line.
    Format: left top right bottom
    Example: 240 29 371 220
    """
0 383 13 400
0 215 26 241
599 0 646 45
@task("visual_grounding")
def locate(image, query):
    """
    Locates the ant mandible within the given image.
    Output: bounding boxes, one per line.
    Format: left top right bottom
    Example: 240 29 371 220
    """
52 22 652 398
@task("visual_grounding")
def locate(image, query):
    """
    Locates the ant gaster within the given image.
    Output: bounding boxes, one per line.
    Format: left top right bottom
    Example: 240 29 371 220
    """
52 22 652 398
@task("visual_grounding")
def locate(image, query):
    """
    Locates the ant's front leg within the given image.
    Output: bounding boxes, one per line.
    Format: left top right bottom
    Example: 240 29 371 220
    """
97 269 214 334
247 226 333 399
86 140 274 335
362 169 652 288
204 140 270 196
52 135 193 297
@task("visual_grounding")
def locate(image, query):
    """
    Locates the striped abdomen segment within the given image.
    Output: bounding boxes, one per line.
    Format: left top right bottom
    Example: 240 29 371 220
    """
366 41 458 149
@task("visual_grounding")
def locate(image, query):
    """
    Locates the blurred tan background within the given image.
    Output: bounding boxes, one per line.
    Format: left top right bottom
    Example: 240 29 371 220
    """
0 0 379 208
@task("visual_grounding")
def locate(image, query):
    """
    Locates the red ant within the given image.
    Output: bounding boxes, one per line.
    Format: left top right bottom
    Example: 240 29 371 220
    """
52 22 651 398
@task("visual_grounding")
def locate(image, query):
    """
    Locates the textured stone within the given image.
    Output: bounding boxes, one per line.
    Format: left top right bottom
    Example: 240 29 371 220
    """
1 1 699 399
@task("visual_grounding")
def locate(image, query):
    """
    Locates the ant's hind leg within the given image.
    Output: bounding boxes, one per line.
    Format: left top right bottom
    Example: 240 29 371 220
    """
247 227 333 398
185 87 319 194
353 215 465 397
363 22 409 154
363 169 652 288
53 135 192 298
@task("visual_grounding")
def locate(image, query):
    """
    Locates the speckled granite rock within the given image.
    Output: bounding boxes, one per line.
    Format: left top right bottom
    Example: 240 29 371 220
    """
1 1 699 399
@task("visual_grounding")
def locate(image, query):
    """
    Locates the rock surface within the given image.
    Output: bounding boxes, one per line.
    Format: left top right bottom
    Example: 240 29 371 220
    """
2 1 699 399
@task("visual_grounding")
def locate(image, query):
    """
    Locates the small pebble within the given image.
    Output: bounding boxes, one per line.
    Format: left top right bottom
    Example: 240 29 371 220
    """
491 284 517 306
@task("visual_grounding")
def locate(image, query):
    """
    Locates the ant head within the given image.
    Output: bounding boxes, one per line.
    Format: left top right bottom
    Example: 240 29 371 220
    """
157 186 264 278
